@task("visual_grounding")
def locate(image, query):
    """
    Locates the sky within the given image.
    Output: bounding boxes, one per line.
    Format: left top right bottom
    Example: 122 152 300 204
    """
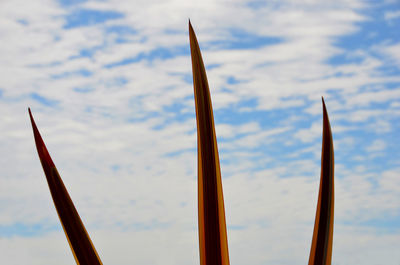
0 0 399 264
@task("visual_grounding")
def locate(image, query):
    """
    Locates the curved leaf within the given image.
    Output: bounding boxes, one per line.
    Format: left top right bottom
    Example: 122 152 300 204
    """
29 108 103 265
189 22 230 265
308 98 335 265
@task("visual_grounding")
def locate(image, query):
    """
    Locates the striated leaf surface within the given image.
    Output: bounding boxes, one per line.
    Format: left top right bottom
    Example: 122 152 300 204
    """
308 98 335 265
189 22 230 265
29 108 103 265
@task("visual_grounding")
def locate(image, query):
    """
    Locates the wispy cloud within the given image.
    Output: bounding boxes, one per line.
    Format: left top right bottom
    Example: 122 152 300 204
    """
366 139 386 152
384 10 400 21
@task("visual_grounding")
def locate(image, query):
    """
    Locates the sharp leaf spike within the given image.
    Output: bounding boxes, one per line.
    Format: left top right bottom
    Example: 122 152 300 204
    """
28 108 103 265
189 23 230 265
308 98 335 265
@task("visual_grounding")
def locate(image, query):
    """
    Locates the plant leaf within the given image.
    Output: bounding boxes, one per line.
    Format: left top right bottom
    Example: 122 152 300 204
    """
189 21 230 265
308 98 335 265
28 108 103 265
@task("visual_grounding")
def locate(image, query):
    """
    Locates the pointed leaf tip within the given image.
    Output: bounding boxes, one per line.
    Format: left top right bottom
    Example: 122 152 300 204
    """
28 108 34 124
189 21 195 41
322 98 331 131
188 20 194 36
28 109 55 167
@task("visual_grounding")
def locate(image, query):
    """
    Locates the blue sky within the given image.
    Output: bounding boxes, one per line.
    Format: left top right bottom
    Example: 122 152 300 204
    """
0 0 399 264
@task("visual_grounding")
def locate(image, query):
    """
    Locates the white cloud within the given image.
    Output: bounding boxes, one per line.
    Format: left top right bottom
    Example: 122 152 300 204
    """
366 139 386 152
384 10 400 21
378 42 400 67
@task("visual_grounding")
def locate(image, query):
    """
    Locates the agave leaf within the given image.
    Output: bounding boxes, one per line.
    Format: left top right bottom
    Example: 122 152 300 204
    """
308 98 335 265
189 22 230 265
28 108 103 265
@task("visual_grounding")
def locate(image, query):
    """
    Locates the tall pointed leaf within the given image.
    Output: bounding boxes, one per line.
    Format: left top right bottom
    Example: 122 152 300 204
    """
308 98 335 265
189 22 230 265
28 108 103 265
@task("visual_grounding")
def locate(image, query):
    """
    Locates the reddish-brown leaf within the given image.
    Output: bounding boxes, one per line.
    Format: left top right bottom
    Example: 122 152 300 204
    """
308 98 335 265
189 22 230 265
29 108 103 265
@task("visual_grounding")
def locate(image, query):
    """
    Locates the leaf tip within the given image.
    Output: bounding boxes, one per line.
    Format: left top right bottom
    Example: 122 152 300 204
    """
28 109 55 167
321 97 331 130
189 20 195 40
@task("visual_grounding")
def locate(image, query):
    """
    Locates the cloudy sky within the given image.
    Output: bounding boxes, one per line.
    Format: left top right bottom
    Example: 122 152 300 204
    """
0 0 399 264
